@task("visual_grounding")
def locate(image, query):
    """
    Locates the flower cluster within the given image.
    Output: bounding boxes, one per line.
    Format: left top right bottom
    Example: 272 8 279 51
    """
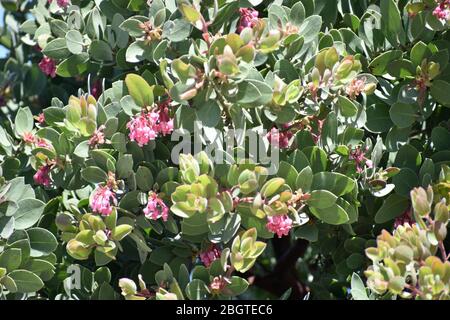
266 127 293 149
90 185 117 216
346 78 366 100
433 0 450 21
143 192 169 221
266 214 293 238
33 164 52 187
88 125 106 148
38 56 57 78
48 0 71 8
127 106 173 147
199 244 221 267
349 146 373 173
237 8 259 33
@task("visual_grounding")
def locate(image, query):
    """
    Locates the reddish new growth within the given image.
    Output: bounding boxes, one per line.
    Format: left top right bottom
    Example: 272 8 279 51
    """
38 56 57 78
237 8 259 33
394 207 414 229
91 80 103 99
143 192 169 222
199 244 221 267
349 146 373 173
266 214 293 238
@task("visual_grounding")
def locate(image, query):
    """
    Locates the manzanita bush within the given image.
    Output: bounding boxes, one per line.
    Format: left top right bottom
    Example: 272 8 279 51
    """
0 0 448 300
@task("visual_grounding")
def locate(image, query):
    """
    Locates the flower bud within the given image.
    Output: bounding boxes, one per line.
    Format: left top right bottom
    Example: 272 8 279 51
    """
411 187 431 217
434 199 449 223
364 83 377 95
427 62 440 80
119 278 138 296
324 47 339 69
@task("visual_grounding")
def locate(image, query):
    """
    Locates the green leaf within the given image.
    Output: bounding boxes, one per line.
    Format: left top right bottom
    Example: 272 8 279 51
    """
299 15 322 43
294 223 318 242
8 270 44 293
309 203 349 225
296 166 313 192
380 0 405 46
13 198 45 230
302 146 328 172
57 53 90 77
15 107 34 136
125 74 154 107
42 38 71 59
81 166 108 184
277 161 298 190
0 248 22 271
223 276 249 296
311 172 356 196
307 190 338 209
116 154 134 179
89 40 113 61
185 279 209 300
389 102 418 128
410 41 431 67
338 96 358 117
374 194 410 223
369 50 402 75
136 166 154 191
365 103 393 133
430 80 450 107
27 227 58 257
65 30 84 54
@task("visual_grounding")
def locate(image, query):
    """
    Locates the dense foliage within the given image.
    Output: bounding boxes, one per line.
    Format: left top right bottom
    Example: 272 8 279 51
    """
0 0 449 300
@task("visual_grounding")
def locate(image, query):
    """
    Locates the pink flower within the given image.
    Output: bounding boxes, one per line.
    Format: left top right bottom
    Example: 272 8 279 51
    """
266 127 293 149
394 207 414 228
266 214 293 238
90 185 117 216
199 244 221 267
36 113 45 124
127 112 159 147
433 1 450 21
158 102 174 136
34 165 52 187
36 138 52 149
48 0 71 8
210 276 227 293
237 8 259 33
143 192 169 221
88 125 106 148
346 78 366 100
39 56 57 78
127 104 174 146
349 146 372 173
22 132 35 144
